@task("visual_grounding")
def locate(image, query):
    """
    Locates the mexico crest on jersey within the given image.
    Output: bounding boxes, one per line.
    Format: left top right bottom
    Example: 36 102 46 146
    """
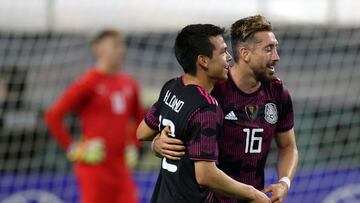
264 103 278 124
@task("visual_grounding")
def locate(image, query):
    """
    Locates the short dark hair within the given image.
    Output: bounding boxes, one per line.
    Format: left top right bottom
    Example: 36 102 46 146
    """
231 15 272 63
92 29 122 46
174 24 225 75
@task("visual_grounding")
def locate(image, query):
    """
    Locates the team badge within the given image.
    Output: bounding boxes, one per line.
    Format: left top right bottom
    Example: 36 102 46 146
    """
264 103 278 124
245 105 258 121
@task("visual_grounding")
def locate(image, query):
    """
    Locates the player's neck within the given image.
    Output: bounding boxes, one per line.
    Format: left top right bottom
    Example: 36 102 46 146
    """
95 61 120 75
183 74 214 93
231 63 261 94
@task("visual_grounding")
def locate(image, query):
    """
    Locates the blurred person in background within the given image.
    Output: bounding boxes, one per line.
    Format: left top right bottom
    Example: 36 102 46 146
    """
45 29 143 203
153 15 298 203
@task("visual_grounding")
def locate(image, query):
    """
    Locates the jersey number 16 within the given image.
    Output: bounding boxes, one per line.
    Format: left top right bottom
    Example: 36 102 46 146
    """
243 128 263 153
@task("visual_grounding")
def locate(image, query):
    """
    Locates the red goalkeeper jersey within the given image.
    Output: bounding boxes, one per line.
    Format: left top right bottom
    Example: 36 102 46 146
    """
45 68 143 175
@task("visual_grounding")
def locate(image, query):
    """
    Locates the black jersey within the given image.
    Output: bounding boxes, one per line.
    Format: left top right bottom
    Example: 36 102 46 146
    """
145 76 223 203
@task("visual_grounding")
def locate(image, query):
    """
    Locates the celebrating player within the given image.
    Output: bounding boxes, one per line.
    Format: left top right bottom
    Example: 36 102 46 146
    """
137 24 270 203
153 15 299 203
45 30 143 203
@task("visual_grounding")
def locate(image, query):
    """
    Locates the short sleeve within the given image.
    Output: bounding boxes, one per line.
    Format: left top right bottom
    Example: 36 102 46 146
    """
144 103 160 130
143 78 177 131
186 105 223 162
276 86 294 132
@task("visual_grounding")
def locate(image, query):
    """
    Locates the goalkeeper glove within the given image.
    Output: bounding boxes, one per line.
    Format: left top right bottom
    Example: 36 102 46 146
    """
67 138 105 165
125 144 139 169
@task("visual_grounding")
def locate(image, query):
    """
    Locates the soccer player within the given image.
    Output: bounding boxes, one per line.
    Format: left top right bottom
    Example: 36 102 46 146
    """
137 24 271 203
45 30 142 203
153 15 299 203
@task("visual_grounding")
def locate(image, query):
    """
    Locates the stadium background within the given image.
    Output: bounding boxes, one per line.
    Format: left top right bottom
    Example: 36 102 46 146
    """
0 0 359 202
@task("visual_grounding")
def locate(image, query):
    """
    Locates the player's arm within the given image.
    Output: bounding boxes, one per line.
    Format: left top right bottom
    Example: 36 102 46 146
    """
195 161 270 202
44 75 93 150
136 119 158 141
275 128 298 183
188 106 270 202
275 86 298 182
136 103 161 141
135 85 184 158
263 87 298 203
151 127 185 160
137 121 185 160
45 74 105 164
263 128 298 203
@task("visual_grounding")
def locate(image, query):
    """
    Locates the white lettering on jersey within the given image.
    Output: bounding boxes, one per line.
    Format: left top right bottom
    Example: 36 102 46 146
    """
163 90 184 113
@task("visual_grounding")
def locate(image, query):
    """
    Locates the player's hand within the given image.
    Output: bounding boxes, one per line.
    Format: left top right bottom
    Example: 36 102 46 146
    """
262 182 289 203
152 126 185 160
67 138 105 165
249 187 271 203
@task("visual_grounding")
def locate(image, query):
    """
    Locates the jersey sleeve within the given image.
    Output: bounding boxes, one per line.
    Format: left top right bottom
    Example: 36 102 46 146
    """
44 73 94 150
144 103 160 131
276 85 294 132
143 78 176 131
186 104 223 162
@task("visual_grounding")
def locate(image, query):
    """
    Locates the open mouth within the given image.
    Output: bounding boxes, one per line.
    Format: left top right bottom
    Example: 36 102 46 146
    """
268 66 275 73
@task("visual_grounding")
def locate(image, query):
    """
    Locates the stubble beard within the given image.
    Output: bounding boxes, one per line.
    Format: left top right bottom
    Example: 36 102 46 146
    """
255 70 273 83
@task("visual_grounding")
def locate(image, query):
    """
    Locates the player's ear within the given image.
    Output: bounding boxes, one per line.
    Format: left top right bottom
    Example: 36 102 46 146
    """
239 46 250 62
197 55 209 70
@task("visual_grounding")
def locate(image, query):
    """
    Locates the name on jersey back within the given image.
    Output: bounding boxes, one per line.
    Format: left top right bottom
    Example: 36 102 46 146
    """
163 90 184 113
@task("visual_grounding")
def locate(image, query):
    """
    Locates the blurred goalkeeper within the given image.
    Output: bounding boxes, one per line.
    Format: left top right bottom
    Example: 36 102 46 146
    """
45 30 143 203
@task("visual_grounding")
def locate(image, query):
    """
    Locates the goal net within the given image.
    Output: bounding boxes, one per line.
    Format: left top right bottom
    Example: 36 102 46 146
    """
1 19 360 203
